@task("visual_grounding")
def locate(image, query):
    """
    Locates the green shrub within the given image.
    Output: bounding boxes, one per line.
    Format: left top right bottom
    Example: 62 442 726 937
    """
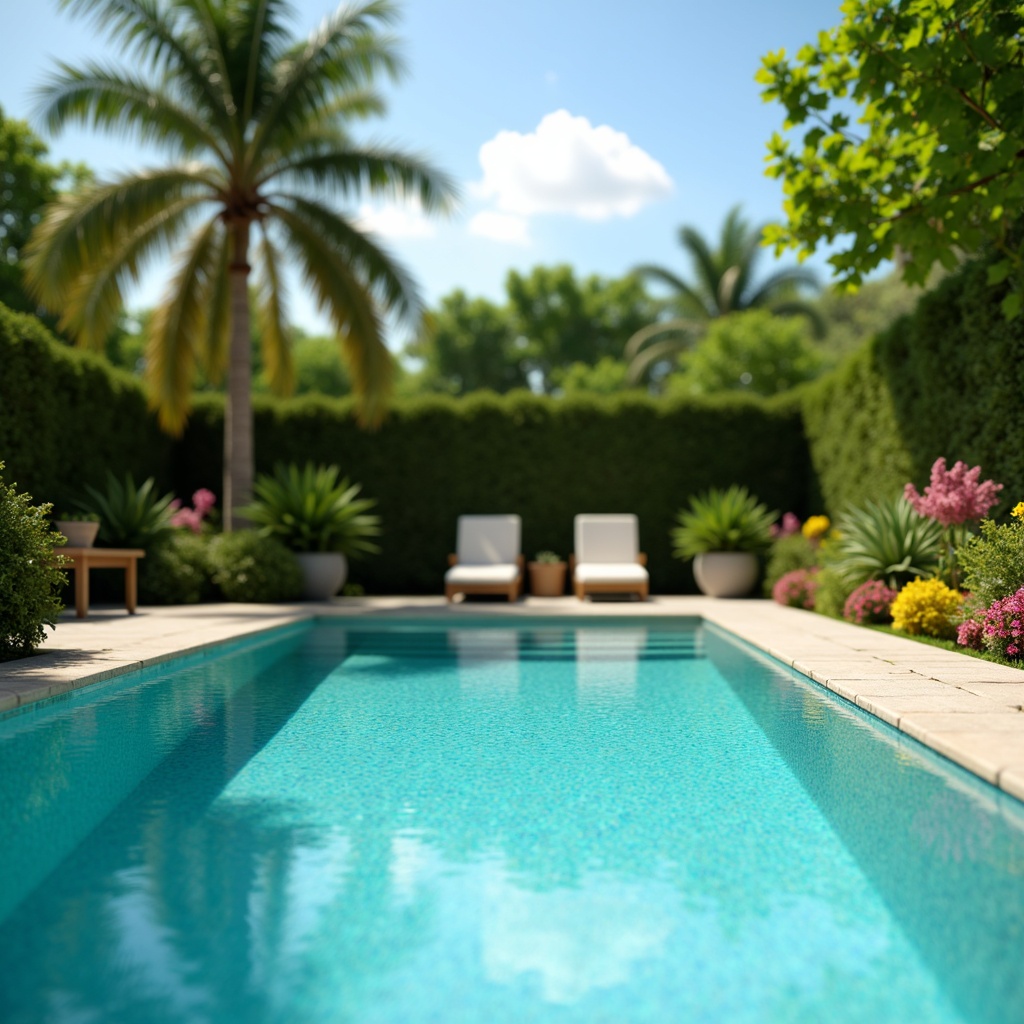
958 517 1024 608
812 566 855 619
208 530 301 602
763 533 818 595
0 464 66 660
139 533 213 605
891 579 962 640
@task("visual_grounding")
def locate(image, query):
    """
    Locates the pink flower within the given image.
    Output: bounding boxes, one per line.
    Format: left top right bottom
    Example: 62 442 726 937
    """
193 488 216 514
904 458 1002 527
969 588 1024 660
170 507 203 533
843 580 897 625
771 512 801 539
772 568 819 610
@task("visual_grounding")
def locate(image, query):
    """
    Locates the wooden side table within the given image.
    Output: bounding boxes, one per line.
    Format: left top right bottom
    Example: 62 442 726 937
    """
60 547 146 619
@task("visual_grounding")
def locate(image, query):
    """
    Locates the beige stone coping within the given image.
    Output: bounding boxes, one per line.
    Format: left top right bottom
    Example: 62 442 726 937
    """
3 596 1024 801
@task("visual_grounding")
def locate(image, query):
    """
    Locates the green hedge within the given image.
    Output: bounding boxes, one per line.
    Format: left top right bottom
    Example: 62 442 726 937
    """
176 389 814 593
802 254 1024 514
0 304 172 511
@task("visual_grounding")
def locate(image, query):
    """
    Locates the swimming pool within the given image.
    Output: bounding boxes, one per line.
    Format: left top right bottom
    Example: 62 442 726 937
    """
1 617 1022 1023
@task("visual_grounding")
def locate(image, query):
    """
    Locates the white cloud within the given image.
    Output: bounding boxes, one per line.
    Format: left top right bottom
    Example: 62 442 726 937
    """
354 200 435 239
468 210 531 245
475 109 672 221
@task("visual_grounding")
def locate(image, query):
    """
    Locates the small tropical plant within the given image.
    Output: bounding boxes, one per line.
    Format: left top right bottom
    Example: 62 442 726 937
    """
534 550 563 564
0 463 66 660
830 495 943 590
843 580 897 626
242 463 381 556
891 579 962 639
672 485 777 558
77 473 177 549
958 504 1024 608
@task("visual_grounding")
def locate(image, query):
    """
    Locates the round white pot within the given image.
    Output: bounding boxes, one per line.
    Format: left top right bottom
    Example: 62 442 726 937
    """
296 552 348 601
55 520 100 548
693 551 759 598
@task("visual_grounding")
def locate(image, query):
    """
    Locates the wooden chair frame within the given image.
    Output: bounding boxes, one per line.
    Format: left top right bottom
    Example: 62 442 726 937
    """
445 553 525 603
569 552 649 601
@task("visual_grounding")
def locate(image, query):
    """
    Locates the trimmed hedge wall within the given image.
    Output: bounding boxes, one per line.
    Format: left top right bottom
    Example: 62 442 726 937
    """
0 304 172 511
802 254 1024 513
176 390 814 593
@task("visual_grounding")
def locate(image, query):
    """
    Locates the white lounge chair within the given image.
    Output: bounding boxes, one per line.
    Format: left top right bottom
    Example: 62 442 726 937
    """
445 515 524 602
570 514 649 601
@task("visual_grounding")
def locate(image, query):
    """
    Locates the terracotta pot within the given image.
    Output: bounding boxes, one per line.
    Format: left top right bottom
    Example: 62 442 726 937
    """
56 520 100 548
296 552 348 601
693 552 759 598
528 561 567 597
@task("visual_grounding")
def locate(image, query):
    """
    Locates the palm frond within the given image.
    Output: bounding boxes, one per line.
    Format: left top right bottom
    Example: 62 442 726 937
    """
623 317 704 362
634 264 710 318
59 197 205 349
270 200 394 426
745 265 820 306
767 300 828 339
261 143 458 213
23 167 216 312
255 230 294 395
144 219 224 433
247 0 403 167
679 226 723 310
35 61 227 159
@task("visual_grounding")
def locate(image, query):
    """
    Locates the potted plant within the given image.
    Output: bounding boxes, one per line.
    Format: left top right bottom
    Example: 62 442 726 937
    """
242 463 381 600
528 550 567 597
53 512 101 548
672 486 777 597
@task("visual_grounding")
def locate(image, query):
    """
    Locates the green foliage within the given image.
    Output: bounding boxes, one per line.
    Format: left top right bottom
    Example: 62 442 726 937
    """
78 473 176 550
812 566 857 619
958 519 1024 608
667 310 826 398
407 267 656 396
672 485 778 558
0 463 66 660
759 1 1024 303
242 463 381 556
830 497 943 590
554 357 632 396
534 550 562 564
802 247 1024 513
139 533 213 606
208 531 302 603
0 303 173 513
763 533 818 595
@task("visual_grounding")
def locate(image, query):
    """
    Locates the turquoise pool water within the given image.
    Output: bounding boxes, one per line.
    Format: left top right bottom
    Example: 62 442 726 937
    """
1 618 1023 1023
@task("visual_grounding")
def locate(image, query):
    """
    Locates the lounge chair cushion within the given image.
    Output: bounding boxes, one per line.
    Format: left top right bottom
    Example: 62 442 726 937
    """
456 515 521 565
445 564 521 585
574 563 649 585
574 514 639 564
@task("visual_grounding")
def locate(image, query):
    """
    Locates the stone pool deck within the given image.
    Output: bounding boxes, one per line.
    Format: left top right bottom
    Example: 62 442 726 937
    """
4 596 1024 802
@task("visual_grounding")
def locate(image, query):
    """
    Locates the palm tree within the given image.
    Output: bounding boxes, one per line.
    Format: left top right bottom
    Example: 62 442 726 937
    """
625 206 821 384
24 0 456 526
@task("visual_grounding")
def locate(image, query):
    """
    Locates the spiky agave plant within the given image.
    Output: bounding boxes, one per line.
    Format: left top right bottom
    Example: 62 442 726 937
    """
829 495 943 590
672 485 778 558
242 462 381 556
24 0 457 525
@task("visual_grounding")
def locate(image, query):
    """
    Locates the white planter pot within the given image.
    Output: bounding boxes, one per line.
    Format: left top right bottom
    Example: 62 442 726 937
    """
693 552 759 598
296 552 348 601
55 520 100 548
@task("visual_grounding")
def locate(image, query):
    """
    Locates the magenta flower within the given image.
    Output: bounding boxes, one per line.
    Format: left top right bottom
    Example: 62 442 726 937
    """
967 588 1024 661
770 512 801 539
772 568 819 610
904 458 1003 527
843 579 897 625
193 488 217 514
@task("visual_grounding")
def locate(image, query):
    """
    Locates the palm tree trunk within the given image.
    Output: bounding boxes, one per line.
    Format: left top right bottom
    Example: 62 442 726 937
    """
225 220 253 531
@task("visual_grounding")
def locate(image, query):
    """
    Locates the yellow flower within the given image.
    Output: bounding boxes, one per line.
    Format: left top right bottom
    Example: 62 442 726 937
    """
801 515 831 541
1012 502 1024 521
891 579 962 639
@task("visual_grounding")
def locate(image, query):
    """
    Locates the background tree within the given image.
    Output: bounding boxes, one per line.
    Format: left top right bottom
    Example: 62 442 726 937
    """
626 206 821 384
25 0 455 525
664 310 825 399
758 0 1024 315
0 106 88 318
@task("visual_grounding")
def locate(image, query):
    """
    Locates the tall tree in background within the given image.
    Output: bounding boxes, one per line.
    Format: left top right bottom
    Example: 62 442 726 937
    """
25 0 456 525
758 0 1024 316
625 206 821 383
0 106 88 317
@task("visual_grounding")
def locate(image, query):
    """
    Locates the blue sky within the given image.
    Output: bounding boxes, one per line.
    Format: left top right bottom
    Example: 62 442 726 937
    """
3 0 850 336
